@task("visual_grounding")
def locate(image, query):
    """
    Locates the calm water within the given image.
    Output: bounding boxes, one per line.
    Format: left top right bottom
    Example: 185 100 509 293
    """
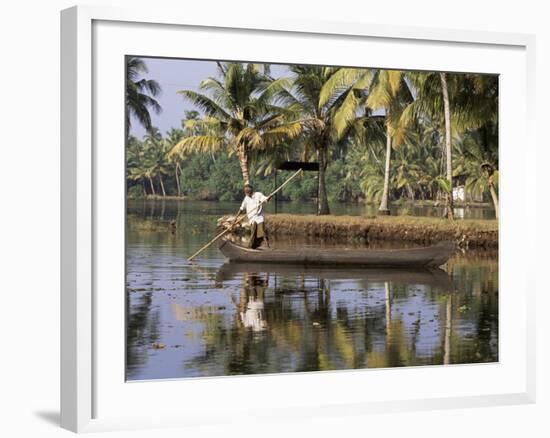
126 200 498 380
270 199 496 220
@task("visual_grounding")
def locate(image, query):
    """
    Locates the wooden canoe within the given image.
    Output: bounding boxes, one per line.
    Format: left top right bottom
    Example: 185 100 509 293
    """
218 239 455 268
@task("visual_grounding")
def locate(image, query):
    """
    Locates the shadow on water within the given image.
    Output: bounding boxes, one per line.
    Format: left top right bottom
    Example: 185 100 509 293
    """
125 199 498 380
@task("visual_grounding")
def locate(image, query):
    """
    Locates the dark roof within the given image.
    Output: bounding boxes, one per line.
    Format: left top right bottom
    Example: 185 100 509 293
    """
277 161 319 171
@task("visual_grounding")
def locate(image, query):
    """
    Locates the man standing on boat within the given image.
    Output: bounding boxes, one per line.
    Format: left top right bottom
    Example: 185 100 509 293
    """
236 184 271 249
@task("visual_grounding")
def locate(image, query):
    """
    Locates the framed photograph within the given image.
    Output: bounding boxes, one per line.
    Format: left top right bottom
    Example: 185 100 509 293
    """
61 5 536 433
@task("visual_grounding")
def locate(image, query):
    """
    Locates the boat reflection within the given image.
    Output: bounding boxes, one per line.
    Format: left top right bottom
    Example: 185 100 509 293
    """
216 262 454 293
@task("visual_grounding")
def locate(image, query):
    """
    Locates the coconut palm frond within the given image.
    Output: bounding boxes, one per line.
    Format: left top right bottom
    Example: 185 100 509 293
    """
169 135 226 157
134 78 161 97
199 77 225 93
177 90 231 120
235 127 263 149
256 114 284 130
257 77 294 107
328 71 372 139
319 68 365 109
261 121 303 148
366 82 391 111
387 70 404 96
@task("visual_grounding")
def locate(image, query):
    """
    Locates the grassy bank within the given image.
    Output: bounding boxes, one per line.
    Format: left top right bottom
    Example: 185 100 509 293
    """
264 214 498 248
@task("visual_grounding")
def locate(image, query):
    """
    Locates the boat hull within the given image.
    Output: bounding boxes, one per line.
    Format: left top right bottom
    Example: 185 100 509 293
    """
218 240 455 268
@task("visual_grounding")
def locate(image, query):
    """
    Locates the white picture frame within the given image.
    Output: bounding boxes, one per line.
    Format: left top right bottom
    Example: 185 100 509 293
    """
60 4 536 433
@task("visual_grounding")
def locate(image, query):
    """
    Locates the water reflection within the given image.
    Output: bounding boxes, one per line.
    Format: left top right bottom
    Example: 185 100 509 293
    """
125 200 498 381
238 274 268 332
216 263 454 291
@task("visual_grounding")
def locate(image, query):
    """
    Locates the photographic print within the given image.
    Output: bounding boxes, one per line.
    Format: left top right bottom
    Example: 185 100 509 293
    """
125 57 498 381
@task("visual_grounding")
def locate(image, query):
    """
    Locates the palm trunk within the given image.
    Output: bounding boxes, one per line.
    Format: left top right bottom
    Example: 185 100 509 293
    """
175 163 181 197
317 146 330 215
237 146 250 185
407 185 415 201
378 119 392 215
142 181 147 196
489 182 499 219
158 174 166 197
148 177 156 196
440 72 454 220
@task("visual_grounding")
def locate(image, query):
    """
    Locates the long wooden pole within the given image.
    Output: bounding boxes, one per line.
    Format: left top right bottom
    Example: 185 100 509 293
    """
187 168 303 261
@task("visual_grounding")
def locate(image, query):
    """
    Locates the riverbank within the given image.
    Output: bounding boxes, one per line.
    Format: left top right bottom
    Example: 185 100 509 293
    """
263 214 498 248
128 194 187 201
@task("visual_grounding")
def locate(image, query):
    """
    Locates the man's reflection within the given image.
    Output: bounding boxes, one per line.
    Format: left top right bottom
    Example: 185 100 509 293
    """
239 273 268 332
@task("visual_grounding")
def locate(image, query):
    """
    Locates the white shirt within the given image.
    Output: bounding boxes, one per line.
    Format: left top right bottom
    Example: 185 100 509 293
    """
240 192 268 224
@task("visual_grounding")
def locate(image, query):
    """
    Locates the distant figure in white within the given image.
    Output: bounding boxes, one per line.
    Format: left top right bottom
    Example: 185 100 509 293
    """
237 184 271 249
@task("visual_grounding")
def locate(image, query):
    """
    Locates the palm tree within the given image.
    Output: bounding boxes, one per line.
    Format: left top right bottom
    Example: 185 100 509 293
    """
277 66 372 214
359 125 435 204
365 70 413 215
126 57 162 137
127 136 149 196
164 128 185 197
403 72 498 218
481 162 499 219
170 62 301 185
402 72 453 214
143 127 170 196
359 132 387 203
440 72 455 219
453 123 499 217
127 137 158 196
178 111 223 164
455 74 499 217
182 110 200 124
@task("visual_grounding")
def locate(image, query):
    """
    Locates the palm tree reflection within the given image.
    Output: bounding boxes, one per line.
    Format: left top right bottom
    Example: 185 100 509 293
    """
443 293 452 365
172 262 497 377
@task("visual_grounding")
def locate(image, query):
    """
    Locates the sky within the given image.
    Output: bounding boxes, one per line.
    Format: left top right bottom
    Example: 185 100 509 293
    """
129 58 494 139
129 57 290 138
